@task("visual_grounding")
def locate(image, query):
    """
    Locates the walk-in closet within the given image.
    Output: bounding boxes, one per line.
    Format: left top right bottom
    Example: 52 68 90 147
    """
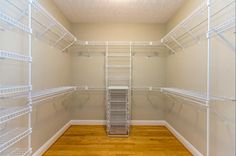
0 0 235 155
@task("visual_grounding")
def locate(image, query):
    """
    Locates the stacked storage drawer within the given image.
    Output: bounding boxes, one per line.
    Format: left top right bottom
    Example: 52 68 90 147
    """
107 87 129 135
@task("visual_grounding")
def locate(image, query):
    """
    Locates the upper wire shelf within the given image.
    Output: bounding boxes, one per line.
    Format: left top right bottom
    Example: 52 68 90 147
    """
0 50 32 62
208 0 235 51
31 0 77 51
0 128 32 153
0 106 31 124
0 0 31 33
161 2 208 53
71 40 167 57
0 85 32 99
161 0 235 53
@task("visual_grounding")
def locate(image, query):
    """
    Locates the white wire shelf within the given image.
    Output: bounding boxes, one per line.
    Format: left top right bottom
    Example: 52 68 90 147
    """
0 128 32 153
0 85 32 99
208 17 235 36
161 88 208 104
76 40 163 46
0 148 32 156
161 0 235 53
161 88 236 105
161 2 208 53
70 40 167 57
31 0 77 51
0 10 31 33
0 106 31 124
0 50 32 62
208 0 235 51
32 86 77 103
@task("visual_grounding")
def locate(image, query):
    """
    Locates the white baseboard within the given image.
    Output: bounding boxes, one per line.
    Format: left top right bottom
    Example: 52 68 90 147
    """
32 121 71 156
33 120 203 156
131 120 166 125
70 120 166 126
70 120 106 125
164 121 203 156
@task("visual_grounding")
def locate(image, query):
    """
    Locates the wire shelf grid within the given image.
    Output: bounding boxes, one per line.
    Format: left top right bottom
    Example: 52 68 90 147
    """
0 50 32 62
0 128 32 153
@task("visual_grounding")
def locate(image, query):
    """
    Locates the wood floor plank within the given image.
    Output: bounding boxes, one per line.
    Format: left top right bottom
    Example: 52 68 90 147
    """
43 125 192 156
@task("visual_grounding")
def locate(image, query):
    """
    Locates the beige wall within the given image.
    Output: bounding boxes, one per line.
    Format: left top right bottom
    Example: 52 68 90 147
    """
72 23 165 41
165 0 235 155
31 1 73 153
166 0 202 32
71 23 166 120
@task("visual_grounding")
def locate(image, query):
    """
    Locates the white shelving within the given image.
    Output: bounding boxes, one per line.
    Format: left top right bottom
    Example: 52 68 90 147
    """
162 88 235 104
161 88 208 104
0 11 31 33
0 86 32 99
0 50 32 62
207 0 235 51
70 40 167 57
161 0 235 53
0 148 32 156
31 0 77 51
0 128 32 153
0 106 31 124
105 41 132 136
0 0 32 154
161 2 208 53
32 86 77 103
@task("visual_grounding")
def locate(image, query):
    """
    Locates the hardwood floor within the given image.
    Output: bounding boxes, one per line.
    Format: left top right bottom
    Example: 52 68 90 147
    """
44 125 192 156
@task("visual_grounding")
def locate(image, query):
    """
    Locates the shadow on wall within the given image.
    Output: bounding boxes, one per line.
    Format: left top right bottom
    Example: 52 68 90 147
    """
32 95 73 153
164 95 235 156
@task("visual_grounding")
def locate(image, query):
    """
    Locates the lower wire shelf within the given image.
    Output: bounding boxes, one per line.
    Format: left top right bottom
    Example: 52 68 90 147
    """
0 128 32 153
0 148 32 156
0 106 31 124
